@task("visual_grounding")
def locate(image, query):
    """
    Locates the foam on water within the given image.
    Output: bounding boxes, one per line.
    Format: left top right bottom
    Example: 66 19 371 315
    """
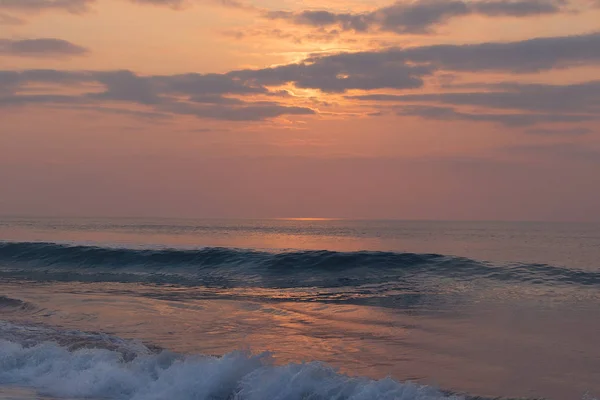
0 322 463 400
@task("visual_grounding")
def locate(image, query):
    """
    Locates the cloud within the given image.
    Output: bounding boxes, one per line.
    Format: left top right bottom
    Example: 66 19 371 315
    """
230 32 600 94
188 94 246 105
267 0 568 35
130 0 253 10
232 55 431 92
90 70 161 104
162 101 315 121
472 0 567 15
347 80 600 113
266 10 371 32
0 0 94 14
525 127 593 135
129 0 251 7
0 69 315 121
0 0 251 17
0 71 20 94
346 79 600 128
157 73 268 95
222 28 346 45
0 69 94 95
503 142 600 162
71 104 173 119
0 11 24 24
399 32 600 72
0 93 81 106
128 0 186 7
2 32 600 123
374 0 471 33
395 105 597 126
0 38 88 57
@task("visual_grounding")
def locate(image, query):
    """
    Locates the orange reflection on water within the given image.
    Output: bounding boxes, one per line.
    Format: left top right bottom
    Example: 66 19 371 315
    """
275 218 343 221
0 223 380 252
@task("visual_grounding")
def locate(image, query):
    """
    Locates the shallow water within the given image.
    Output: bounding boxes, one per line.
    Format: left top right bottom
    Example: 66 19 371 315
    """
0 218 599 400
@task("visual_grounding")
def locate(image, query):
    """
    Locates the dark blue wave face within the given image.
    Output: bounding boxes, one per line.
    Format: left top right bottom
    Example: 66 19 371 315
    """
0 241 598 290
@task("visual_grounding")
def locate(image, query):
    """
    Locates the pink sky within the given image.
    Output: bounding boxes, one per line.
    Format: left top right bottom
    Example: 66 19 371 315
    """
1 0 599 220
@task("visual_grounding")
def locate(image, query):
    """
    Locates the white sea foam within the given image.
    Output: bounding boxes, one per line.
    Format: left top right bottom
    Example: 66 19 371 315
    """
0 339 462 400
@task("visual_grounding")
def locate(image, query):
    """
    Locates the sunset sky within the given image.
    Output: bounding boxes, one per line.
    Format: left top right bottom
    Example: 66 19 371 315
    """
1 0 599 220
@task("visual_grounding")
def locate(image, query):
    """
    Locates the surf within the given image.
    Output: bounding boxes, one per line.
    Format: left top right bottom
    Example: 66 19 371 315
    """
0 241 598 289
0 321 463 400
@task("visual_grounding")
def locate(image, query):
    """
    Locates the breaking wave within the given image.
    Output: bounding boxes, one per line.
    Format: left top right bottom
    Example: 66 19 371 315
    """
0 322 462 400
0 241 597 290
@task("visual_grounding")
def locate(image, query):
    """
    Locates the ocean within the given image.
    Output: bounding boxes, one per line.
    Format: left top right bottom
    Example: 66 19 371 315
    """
0 217 598 400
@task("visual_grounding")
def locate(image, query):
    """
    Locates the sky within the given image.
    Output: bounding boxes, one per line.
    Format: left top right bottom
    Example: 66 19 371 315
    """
1 0 599 221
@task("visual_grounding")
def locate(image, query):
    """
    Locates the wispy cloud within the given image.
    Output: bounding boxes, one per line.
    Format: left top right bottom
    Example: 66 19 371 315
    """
222 28 348 45
347 81 600 113
0 69 315 121
267 0 569 35
347 77 600 127
2 32 600 124
230 32 600 94
0 0 253 17
127 0 253 9
0 38 88 57
395 105 596 126
502 142 600 162
525 127 593 135
128 0 186 7
0 0 94 14
0 11 24 24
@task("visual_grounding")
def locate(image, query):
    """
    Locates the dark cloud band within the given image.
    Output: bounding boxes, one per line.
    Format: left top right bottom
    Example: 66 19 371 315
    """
347 81 600 113
1 31 599 124
230 32 600 94
0 69 315 121
0 38 88 57
0 0 93 13
267 0 569 35
395 105 597 126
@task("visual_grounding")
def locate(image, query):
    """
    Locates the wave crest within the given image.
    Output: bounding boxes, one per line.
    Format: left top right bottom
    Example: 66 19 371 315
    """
0 335 461 400
0 241 598 289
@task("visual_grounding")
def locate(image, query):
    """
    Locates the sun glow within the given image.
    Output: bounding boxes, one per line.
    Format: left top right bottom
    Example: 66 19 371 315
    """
275 217 342 221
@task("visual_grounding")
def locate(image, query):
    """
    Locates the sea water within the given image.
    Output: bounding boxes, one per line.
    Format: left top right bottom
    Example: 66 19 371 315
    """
0 217 599 400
